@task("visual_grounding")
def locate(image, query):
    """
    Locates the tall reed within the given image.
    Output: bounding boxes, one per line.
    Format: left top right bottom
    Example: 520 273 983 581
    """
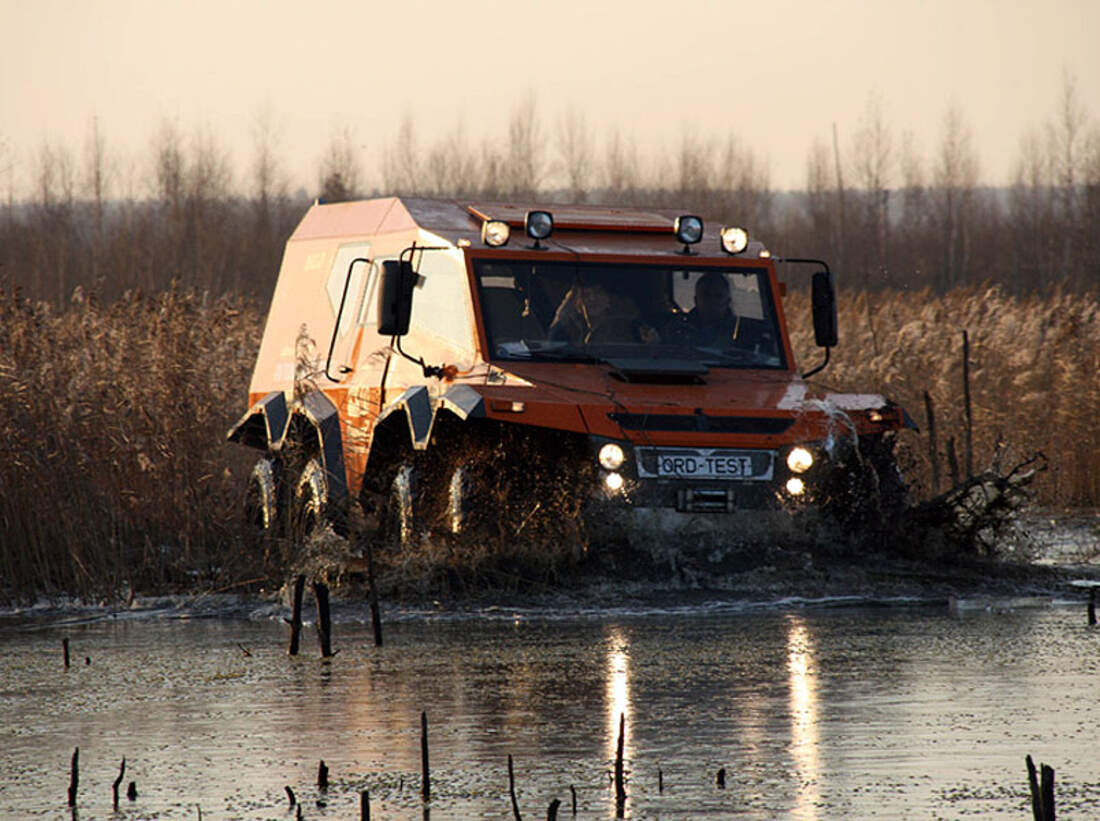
0 285 265 602
787 283 1100 505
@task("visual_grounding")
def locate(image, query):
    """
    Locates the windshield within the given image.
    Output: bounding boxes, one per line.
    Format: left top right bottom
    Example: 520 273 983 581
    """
473 259 785 368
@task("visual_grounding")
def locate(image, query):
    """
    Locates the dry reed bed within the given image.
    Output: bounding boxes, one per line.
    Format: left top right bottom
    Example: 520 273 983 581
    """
0 286 265 601
787 284 1100 506
1 284 1096 601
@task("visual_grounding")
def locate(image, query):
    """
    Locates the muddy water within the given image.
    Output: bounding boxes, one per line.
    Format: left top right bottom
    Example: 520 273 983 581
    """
2 599 1100 819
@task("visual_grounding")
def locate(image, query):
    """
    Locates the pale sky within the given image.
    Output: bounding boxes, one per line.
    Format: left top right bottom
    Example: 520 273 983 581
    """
2 0 1097 196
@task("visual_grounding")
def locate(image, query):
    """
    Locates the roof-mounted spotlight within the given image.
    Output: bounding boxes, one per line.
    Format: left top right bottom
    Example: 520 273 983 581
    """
481 219 511 247
674 215 704 254
525 210 553 249
720 225 749 255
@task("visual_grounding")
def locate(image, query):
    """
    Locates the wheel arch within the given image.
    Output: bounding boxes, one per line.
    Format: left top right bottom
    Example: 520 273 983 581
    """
226 390 290 452
291 390 349 511
374 384 486 452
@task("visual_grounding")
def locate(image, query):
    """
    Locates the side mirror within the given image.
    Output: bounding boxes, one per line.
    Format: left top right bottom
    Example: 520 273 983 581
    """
811 270 838 348
377 259 417 336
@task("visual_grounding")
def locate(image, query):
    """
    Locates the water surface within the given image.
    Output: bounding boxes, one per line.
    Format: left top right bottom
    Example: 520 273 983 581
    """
2 599 1099 819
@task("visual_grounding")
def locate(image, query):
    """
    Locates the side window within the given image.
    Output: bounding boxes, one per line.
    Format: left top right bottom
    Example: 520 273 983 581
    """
356 260 382 327
326 241 371 337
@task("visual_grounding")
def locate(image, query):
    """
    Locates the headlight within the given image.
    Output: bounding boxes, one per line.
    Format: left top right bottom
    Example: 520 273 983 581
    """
674 215 704 246
785 477 805 496
605 472 624 492
598 443 625 470
719 226 749 254
786 446 814 474
481 220 510 247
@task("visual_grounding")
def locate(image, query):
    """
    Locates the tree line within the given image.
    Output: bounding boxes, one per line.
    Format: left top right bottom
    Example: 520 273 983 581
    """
1 80 1097 306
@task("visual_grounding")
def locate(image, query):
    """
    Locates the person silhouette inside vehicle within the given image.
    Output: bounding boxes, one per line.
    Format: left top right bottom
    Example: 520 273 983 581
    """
548 282 658 345
659 272 740 348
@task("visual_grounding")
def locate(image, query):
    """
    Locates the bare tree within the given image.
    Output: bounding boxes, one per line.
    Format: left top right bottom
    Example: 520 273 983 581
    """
602 128 639 199
676 130 713 204
153 120 186 209
248 107 291 291
381 114 420 195
1083 125 1100 287
932 105 980 290
251 107 289 210
849 92 894 281
31 139 77 304
1045 71 1091 286
556 106 593 202
475 137 506 198
1009 127 1054 288
443 124 480 197
505 92 544 196
82 117 112 229
714 134 771 232
317 126 362 202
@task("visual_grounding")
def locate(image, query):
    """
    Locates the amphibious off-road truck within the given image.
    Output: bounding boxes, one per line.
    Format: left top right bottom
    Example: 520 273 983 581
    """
228 197 913 549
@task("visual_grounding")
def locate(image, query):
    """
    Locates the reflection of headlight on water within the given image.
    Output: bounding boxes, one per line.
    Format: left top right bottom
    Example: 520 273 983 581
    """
604 472 624 492
786 477 805 496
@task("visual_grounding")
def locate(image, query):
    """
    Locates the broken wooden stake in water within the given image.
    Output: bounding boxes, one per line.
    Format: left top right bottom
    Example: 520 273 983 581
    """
112 757 125 809
286 574 305 655
313 581 334 658
421 711 431 802
67 747 78 807
508 753 522 820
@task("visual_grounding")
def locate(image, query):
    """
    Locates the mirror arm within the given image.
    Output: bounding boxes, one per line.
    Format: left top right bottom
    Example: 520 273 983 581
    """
801 346 831 380
393 335 447 379
325 256 371 382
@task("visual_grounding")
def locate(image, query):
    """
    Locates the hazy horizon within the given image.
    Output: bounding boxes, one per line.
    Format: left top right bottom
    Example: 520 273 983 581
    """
2 0 1097 199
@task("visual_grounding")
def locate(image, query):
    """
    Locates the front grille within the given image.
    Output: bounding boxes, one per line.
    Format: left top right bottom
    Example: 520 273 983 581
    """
609 412 793 435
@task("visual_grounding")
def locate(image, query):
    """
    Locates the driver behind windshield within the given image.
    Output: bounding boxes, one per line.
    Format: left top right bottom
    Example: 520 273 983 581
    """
681 272 739 347
548 283 659 345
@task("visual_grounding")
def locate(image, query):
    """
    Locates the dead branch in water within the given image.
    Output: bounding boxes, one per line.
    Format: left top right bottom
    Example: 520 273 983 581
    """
905 452 1047 556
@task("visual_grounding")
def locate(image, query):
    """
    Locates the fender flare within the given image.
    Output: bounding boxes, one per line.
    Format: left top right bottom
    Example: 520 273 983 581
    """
376 384 485 451
296 391 349 509
226 391 290 451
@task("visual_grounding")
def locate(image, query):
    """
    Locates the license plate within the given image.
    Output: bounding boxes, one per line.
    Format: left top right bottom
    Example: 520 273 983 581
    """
635 448 773 480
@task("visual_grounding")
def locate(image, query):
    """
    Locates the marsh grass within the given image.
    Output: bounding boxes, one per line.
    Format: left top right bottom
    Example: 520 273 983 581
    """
0 285 266 602
1 282 1096 601
787 283 1100 507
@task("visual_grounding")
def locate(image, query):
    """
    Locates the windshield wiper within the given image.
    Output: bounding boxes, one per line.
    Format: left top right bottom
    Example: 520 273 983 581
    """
521 345 605 363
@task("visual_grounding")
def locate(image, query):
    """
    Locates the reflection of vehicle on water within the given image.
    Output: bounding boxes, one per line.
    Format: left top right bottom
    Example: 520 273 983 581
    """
227 197 915 549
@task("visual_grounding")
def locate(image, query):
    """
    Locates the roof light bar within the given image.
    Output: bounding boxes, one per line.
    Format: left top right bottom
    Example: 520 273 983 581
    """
525 210 553 249
481 219 510 247
674 215 703 254
720 225 749 255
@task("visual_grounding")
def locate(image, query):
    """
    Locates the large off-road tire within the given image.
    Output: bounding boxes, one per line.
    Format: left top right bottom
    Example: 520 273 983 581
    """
445 462 495 536
383 463 420 549
291 457 329 542
245 456 281 533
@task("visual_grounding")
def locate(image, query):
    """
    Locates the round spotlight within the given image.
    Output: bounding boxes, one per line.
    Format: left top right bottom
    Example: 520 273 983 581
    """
785 477 805 496
786 446 814 474
598 443 625 470
720 226 749 254
674 215 704 246
481 220 510 247
525 210 553 240
604 472 624 492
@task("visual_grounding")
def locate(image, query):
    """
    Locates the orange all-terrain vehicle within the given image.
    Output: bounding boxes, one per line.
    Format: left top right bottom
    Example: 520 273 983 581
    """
228 197 914 549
